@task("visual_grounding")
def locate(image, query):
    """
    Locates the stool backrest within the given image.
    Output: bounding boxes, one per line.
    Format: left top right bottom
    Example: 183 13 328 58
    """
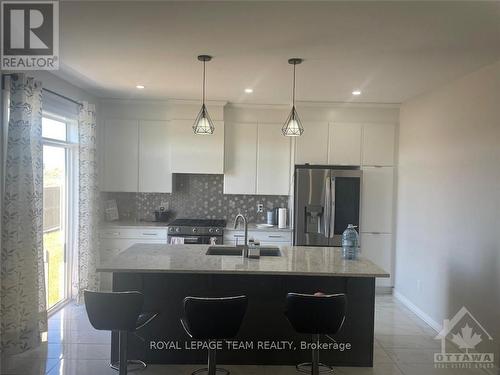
183 295 248 340
84 290 143 331
285 293 346 335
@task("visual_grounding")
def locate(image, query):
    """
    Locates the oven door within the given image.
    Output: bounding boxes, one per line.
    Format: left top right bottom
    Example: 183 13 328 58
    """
169 235 223 245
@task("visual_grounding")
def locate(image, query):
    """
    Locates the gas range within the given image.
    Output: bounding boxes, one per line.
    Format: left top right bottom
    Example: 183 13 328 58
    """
167 219 226 244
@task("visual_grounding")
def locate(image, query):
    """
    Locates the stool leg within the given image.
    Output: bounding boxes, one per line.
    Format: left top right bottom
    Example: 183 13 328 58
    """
208 346 216 375
311 334 320 375
119 331 128 375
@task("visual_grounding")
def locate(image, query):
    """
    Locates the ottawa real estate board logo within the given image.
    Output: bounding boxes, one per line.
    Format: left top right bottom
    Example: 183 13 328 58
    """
434 306 494 369
1 0 59 70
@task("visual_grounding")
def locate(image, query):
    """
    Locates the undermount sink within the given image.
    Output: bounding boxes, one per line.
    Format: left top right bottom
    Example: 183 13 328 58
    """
206 246 281 257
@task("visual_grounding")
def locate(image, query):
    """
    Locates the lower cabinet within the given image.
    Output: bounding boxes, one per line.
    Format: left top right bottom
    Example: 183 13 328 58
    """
224 230 292 247
360 233 393 288
99 227 168 290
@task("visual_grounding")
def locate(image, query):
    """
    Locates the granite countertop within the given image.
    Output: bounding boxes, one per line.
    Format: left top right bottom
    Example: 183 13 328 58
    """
97 244 389 278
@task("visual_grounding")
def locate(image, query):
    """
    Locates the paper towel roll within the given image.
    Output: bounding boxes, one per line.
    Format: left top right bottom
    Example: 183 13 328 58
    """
278 208 287 229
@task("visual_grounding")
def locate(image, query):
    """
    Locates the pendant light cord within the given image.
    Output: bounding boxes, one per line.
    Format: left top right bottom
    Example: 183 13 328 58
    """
202 60 206 106
292 62 296 107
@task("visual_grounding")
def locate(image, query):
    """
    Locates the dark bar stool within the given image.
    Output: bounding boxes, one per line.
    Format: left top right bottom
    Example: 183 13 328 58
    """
181 295 248 375
84 290 158 375
285 292 347 375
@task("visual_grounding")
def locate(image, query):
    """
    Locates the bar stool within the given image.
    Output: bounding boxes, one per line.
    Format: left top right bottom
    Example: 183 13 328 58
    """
181 295 248 375
285 292 347 375
84 290 158 375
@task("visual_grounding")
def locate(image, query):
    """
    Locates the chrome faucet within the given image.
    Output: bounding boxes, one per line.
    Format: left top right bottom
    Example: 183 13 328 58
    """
233 213 248 256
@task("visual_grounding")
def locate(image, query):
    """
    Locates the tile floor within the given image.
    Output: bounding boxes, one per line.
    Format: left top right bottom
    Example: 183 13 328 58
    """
0 295 495 375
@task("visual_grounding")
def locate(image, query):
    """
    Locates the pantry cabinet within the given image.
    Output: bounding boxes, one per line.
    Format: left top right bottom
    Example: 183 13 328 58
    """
360 233 393 287
139 121 171 193
102 119 139 192
169 119 225 174
361 166 394 234
362 123 396 166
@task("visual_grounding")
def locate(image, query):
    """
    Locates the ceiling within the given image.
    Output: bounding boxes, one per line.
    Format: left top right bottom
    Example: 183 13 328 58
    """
55 1 500 104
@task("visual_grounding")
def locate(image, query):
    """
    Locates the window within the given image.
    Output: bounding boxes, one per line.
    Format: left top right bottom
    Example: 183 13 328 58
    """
42 114 77 311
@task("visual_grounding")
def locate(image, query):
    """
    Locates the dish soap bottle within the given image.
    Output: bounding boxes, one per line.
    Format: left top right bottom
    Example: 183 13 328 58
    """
342 224 359 260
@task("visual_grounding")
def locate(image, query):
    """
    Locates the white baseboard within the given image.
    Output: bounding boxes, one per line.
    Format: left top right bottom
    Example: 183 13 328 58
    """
393 290 441 332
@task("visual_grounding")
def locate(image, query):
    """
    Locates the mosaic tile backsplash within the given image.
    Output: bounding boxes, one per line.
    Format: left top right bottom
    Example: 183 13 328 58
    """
101 174 289 223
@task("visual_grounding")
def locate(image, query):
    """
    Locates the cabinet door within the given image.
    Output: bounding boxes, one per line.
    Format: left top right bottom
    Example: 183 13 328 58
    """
257 123 291 195
362 123 396 166
361 167 394 233
224 122 257 194
329 123 362 166
295 122 328 165
103 119 138 192
360 233 393 287
169 119 224 174
139 121 172 193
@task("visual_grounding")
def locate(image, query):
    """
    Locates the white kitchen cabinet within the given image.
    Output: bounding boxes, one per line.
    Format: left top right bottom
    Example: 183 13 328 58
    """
361 167 394 233
102 119 139 192
328 123 362 166
362 123 396 166
169 119 224 174
224 123 257 194
294 122 329 165
139 121 172 193
360 233 393 287
257 123 291 195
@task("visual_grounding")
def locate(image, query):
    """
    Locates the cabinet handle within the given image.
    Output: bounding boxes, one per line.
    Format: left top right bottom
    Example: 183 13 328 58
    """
104 232 120 236
234 235 245 238
268 235 283 238
142 233 158 236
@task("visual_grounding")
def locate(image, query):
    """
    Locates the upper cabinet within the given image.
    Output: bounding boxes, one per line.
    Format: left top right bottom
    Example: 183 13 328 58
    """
223 122 291 195
294 122 329 165
328 123 362 166
362 123 396 166
257 123 291 195
169 119 225 174
139 121 171 193
223 122 257 195
102 119 139 192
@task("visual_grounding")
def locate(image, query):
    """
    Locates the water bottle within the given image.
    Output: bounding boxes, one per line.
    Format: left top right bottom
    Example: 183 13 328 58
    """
342 224 359 260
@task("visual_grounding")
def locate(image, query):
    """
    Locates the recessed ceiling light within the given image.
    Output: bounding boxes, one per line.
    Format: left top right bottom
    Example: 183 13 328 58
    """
136 85 145 89
244 88 253 93
352 90 361 96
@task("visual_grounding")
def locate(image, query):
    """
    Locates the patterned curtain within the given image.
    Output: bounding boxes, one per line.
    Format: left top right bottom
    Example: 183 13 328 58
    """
72 102 99 302
1 74 47 354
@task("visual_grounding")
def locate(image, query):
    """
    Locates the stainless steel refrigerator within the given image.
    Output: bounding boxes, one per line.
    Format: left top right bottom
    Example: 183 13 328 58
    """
294 166 362 247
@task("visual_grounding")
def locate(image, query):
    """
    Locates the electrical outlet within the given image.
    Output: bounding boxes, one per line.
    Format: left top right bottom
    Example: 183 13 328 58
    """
257 203 264 213
159 201 169 211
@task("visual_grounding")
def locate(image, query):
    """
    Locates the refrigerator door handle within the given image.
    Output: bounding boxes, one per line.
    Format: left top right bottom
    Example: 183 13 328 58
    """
330 177 336 238
324 176 331 237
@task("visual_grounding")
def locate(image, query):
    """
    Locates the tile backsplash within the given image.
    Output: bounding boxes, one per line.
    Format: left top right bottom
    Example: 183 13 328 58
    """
101 174 289 223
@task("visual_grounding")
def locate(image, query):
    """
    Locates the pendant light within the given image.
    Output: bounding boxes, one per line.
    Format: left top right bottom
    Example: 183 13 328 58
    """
193 55 215 135
282 58 304 137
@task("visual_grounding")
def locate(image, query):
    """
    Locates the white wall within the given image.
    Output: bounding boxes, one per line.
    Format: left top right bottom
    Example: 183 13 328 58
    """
396 60 500 360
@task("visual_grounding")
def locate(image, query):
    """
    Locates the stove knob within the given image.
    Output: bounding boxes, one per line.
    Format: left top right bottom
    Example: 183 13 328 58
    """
215 228 221 234
192 228 198 233
168 227 173 232
175 227 180 233
208 228 214 233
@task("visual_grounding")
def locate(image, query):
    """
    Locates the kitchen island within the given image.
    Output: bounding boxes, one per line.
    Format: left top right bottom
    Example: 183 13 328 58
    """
97 244 389 367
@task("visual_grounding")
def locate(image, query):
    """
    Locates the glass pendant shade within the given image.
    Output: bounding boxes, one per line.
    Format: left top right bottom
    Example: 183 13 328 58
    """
193 104 215 135
282 106 304 136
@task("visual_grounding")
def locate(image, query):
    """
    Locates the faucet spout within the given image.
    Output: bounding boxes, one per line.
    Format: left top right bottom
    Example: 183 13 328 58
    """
233 214 248 255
